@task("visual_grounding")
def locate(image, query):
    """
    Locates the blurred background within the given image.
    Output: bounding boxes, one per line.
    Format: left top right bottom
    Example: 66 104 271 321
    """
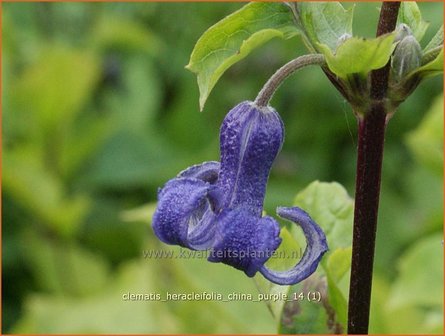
2 2 443 334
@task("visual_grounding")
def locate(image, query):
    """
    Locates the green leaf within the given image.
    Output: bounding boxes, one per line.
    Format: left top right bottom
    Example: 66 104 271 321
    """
326 247 352 284
411 48 444 78
91 15 161 55
318 33 396 79
293 181 354 252
398 2 429 42
21 229 110 297
424 25 443 53
186 2 298 110
294 182 353 331
406 95 444 175
388 234 443 309
12 261 175 334
11 46 100 134
324 247 352 328
297 2 353 52
3 147 89 238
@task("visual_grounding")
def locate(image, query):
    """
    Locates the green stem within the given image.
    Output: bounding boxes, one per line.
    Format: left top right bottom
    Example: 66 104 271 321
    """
255 54 325 107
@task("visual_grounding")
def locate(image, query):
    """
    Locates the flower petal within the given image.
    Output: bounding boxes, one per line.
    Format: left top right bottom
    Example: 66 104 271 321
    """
178 161 220 183
208 208 281 277
259 207 328 285
218 101 284 216
153 177 216 249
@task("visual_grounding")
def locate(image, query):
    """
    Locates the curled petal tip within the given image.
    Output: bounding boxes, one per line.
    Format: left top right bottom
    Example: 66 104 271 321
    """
153 177 212 248
259 206 328 285
178 161 220 183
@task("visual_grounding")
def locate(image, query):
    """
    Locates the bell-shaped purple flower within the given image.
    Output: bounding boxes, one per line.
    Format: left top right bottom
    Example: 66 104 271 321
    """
152 101 328 285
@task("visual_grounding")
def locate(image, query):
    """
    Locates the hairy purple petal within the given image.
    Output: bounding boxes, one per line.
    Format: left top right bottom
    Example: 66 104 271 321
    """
178 161 220 183
208 208 281 277
217 101 284 216
153 177 215 249
259 207 328 285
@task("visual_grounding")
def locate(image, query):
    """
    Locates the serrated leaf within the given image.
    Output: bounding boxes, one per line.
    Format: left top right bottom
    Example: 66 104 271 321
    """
319 33 396 79
297 2 353 52
186 2 298 110
424 25 443 53
398 2 429 42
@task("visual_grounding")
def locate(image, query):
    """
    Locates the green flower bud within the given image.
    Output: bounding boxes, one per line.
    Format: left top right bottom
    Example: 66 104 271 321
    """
394 23 413 42
391 35 422 81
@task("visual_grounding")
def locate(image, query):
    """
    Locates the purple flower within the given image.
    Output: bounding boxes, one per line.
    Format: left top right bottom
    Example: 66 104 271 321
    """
152 101 328 285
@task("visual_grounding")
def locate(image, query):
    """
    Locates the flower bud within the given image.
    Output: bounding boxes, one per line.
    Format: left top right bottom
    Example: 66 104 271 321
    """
392 35 422 81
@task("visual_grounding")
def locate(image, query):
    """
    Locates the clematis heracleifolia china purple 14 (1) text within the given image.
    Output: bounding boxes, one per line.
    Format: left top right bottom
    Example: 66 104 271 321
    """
152 101 328 285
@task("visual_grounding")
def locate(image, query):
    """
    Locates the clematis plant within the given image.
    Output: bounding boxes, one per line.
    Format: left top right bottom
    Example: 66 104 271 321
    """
152 1 443 334
153 100 328 285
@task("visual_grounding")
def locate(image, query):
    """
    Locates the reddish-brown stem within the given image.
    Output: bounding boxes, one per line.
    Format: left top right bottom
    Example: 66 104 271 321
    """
347 2 400 334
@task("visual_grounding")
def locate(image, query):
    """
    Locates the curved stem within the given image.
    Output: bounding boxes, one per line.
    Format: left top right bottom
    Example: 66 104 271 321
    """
255 54 325 107
347 2 400 334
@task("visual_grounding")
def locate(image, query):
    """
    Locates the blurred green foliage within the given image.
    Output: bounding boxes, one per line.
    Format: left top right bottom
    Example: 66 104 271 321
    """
2 2 443 334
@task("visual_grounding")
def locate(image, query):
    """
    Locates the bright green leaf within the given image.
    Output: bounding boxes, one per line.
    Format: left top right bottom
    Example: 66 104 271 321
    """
324 247 352 329
278 181 354 333
12 261 175 334
121 203 157 224
319 33 396 79
297 2 353 52
11 46 100 134
326 247 352 284
293 181 354 252
3 147 89 238
398 2 429 42
91 15 161 55
186 2 298 110
388 234 443 310
411 48 444 78
424 25 443 53
406 95 444 176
